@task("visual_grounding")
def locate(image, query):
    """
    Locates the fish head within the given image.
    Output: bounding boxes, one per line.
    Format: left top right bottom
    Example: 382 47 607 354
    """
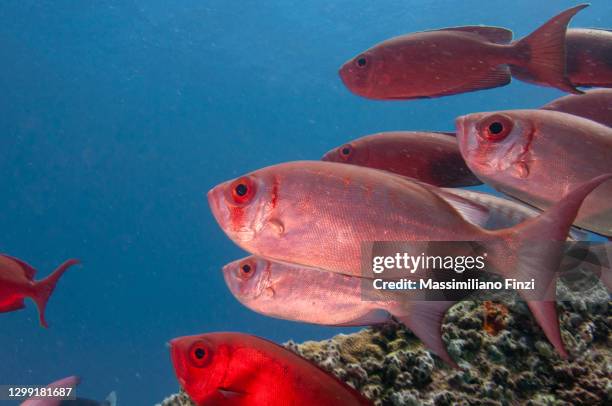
170 334 230 405
208 168 278 246
222 256 273 303
208 162 319 258
339 49 387 99
456 111 536 183
321 138 369 165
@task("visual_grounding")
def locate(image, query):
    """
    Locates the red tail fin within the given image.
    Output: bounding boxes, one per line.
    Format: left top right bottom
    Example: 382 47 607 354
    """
33 259 80 328
489 174 612 357
512 4 588 94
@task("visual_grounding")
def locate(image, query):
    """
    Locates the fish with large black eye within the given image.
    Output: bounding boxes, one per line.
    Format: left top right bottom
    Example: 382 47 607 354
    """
339 5 587 99
456 109 612 236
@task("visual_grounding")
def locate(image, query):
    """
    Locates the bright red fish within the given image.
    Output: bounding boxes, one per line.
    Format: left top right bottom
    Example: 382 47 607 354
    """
0 255 79 327
542 89 612 127
455 109 612 236
514 28 612 88
339 5 586 100
170 332 372 405
321 131 482 187
208 160 611 357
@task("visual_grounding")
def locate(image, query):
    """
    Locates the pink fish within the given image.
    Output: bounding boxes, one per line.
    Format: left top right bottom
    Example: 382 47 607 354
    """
223 256 457 366
542 89 612 127
208 160 611 356
0 255 79 327
170 332 373 405
20 376 115 406
321 131 481 187
456 109 612 237
21 376 79 406
339 5 586 100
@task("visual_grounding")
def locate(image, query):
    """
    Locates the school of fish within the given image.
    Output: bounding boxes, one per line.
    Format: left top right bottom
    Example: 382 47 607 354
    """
2 3 610 406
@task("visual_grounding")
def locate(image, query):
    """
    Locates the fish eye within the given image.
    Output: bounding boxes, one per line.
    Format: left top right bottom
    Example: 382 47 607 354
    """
488 122 503 135
228 176 256 205
479 114 513 141
188 341 211 367
195 348 206 359
355 55 368 68
235 183 248 197
338 144 353 161
238 260 256 280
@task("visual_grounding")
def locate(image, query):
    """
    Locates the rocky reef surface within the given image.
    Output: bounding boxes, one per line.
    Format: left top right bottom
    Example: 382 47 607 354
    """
159 281 610 406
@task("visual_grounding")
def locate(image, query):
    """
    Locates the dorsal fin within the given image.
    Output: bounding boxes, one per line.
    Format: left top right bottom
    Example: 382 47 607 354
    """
437 26 513 44
0 254 37 280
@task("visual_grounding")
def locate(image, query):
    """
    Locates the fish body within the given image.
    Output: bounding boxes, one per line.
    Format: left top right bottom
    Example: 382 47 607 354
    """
321 131 481 187
339 5 586 99
0 255 79 327
542 89 612 127
565 28 612 87
456 109 612 236
170 332 372 405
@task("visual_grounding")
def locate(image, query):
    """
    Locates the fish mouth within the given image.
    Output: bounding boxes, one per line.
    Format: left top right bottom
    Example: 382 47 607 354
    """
455 115 466 138
338 63 351 86
454 115 470 156
207 186 226 228
338 63 366 96
321 150 337 162
169 339 188 387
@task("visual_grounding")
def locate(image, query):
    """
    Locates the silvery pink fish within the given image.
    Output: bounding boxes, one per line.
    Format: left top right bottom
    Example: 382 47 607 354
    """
321 131 481 187
542 89 612 127
339 5 586 100
455 109 612 237
20 376 115 406
223 256 457 366
208 160 611 356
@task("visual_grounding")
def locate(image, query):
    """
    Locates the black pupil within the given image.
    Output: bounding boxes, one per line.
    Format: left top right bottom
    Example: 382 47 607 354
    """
489 122 503 135
195 348 206 359
242 264 252 274
341 147 351 155
235 183 248 196
357 57 366 67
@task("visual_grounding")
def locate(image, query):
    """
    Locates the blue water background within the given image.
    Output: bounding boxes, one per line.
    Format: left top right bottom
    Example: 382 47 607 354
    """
0 1 610 404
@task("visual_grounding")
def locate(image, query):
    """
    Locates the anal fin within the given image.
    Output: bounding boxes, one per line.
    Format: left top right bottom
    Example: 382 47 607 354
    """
391 301 458 367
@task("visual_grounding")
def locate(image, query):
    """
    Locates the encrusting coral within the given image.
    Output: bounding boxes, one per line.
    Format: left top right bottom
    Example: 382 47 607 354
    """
159 280 610 406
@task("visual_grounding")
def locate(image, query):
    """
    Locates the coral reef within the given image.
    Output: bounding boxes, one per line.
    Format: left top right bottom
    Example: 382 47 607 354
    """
159 281 610 405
